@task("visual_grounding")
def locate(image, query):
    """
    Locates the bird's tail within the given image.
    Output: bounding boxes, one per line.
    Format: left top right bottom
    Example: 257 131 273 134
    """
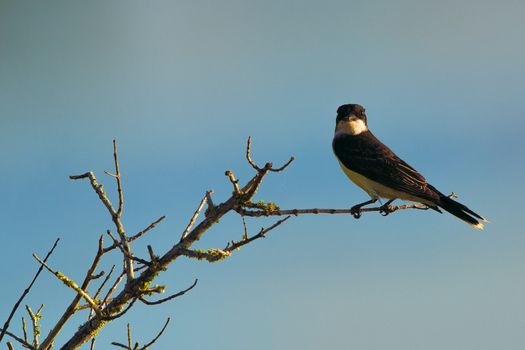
437 195 489 230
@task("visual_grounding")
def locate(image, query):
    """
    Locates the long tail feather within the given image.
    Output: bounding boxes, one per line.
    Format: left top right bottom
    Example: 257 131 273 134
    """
438 195 487 230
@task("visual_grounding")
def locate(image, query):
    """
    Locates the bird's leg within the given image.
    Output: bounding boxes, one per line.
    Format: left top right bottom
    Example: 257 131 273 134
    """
379 199 396 216
350 198 378 219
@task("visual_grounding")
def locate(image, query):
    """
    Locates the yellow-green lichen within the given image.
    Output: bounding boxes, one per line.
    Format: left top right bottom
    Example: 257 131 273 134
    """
244 200 280 213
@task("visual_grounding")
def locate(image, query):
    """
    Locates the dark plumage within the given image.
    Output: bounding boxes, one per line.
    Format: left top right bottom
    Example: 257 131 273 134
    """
333 103 488 229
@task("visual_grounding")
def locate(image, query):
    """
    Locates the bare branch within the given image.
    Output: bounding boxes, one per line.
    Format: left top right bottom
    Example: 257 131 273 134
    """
90 271 105 280
245 136 260 171
236 193 461 219
111 318 170 350
127 323 132 350
147 246 156 262
139 318 170 350
102 270 126 307
268 156 295 172
237 203 430 217
128 216 166 244
69 172 117 218
70 145 135 282
180 192 209 241
111 342 129 350
101 215 165 254
57 138 336 348
0 328 33 350
40 237 106 350
245 136 294 173
106 231 151 267
25 306 43 349
100 298 137 321
204 190 216 217
0 239 59 345
93 265 116 300
90 338 96 350
112 140 124 218
21 318 27 344
32 254 101 317
180 248 232 263
225 170 241 194
226 216 292 252
139 279 198 305
241 216 249 240
7 342 15 350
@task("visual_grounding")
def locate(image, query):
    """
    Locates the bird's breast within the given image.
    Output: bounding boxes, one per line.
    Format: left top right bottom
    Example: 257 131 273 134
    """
337 160 434 205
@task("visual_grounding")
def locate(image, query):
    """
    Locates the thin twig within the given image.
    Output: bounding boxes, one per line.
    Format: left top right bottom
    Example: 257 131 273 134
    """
236 193 461 218
139 279 198 305
90 337 96 350
25 306 42 349
237 203 430 217
100 298 137 321
227 216 292 251
0 328 33 349
102 270 126 307
94 265 116 300
147 246 156 262
127 323 132 350
180 193 209 241
32 254 101 317
109 140 135 282
241 216 249 240
246 136 260 171
225 170 241 194
70 143 135 283
204 190 216 217
90 271 105 280
245 136 294 173
268 156 295 172
39 236 106 350
21 318 27 343
0 238 59 345
127 216 165 244
112 140 124 218
69 172 117 218
106 231 151 266
140 318 170 349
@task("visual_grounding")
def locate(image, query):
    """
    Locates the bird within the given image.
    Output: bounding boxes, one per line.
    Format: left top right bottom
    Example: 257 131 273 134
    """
332 103 488 229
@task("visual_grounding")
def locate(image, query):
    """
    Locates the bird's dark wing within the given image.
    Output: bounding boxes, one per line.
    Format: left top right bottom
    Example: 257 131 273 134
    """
332 131 439 201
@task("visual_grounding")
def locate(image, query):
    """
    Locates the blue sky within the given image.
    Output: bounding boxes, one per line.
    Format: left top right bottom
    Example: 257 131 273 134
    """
1 1 524 349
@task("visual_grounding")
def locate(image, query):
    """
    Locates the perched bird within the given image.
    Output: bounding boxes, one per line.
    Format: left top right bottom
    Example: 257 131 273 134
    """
332 103 488 229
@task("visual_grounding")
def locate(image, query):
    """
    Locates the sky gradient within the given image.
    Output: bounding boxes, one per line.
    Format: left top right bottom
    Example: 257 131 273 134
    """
1 1 524 349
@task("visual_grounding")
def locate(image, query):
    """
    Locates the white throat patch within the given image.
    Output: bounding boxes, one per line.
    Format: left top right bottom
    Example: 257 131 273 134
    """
335 119 368 136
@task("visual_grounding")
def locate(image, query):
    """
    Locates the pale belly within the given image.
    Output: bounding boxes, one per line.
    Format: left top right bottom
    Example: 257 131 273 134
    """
338 161 434 205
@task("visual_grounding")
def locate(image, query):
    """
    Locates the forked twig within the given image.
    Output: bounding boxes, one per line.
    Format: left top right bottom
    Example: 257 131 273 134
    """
0 238 59 345
245 136 295 173
32 254 102 317
111 318 170 350
139 279 198 305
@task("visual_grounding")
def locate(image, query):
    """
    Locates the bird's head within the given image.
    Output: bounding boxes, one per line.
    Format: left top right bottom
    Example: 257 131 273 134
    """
335 103 368 136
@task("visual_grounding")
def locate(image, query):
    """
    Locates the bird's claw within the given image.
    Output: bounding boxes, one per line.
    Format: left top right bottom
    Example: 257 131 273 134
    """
379 205 393 216
350 206 362 219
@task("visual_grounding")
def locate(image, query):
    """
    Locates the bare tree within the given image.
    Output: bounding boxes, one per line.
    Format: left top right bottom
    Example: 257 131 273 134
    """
0 138 434 350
